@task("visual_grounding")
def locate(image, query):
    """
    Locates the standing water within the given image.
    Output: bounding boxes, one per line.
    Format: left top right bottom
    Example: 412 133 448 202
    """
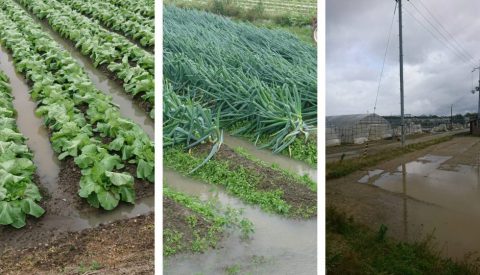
19 5 154 139
223 134 317 182
164 169 317 274
0 44 60 192
359 154 480 258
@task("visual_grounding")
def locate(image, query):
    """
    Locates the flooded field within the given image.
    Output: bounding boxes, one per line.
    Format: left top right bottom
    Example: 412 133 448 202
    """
24 9 154 139
0 3 154 253
164 170 317 274
328 136 480 260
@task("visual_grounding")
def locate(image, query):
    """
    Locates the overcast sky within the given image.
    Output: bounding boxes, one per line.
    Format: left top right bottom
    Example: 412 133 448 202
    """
326 0 480 116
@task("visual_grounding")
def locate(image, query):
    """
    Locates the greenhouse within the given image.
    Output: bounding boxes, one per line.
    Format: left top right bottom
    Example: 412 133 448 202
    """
326 114 392 144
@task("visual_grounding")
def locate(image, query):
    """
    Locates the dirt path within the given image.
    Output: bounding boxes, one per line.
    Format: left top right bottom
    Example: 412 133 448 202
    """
326 129 468 162
327 136 480 259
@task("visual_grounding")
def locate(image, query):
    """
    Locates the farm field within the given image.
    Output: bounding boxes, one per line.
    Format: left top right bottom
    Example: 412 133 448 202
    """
0 0 154 272
163 5 317 274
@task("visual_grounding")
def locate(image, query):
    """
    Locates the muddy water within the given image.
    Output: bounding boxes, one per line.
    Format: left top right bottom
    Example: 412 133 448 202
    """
164 169 317 274
360 154 480 258
0 45 60 192
223 134 317 182
21 7 154 139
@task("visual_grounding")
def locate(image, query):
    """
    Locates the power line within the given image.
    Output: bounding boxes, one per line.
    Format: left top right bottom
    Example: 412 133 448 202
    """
408 1 475 65
373 2 397 114
416 0 475 61
403 6 474 66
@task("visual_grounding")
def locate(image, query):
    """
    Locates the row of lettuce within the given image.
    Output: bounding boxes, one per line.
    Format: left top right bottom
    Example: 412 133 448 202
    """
0 72 45 229
163 6 317 161
0 0 154 223
57 0 154 49
18 0 155 118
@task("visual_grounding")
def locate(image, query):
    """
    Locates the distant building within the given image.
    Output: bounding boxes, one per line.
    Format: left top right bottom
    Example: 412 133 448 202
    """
326 114 392 145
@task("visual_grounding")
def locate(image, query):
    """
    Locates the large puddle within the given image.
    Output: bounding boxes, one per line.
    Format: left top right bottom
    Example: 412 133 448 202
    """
22 7 154 139
359 154 480 258
223 134 317 182
164 169 317 274
0 44 60 192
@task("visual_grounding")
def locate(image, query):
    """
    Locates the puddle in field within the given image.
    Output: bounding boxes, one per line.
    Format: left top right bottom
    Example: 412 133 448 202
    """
0 45 60 192
358 169 384 183
223 134 317 182
358 154 480 258
164 169 317 275
20 6 154 139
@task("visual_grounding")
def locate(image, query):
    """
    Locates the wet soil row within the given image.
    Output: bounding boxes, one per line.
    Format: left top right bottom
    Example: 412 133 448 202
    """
0 213 154 274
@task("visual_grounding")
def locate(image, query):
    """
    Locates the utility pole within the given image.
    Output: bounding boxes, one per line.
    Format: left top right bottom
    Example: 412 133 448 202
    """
397 0 406 147
451 104 453 129
472 64 480 125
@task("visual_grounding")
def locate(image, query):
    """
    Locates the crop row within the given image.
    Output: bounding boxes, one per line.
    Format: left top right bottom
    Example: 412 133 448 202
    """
58 0 154 48
0 0 154 210
0 71 45 228
104 0 154 19
18 0 155 118
164 6 316 153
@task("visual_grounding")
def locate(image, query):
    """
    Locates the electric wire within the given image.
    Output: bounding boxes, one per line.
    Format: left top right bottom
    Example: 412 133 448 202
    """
408 1 475 66
403 6 473 66
415 0 475 61
373 2 397 114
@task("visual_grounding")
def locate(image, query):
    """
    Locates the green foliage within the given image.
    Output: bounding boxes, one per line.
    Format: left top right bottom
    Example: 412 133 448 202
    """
0 71 44 228
164 6 316 153
326 207 480 274
163 186 254 256
164 147 293 216
19 0 154 117
58 0 154 47
0 0 154 211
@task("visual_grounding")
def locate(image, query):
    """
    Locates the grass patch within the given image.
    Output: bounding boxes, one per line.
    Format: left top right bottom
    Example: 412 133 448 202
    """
163 186 253 256
164 146 315 218
326 135 453 179
326 206 480 274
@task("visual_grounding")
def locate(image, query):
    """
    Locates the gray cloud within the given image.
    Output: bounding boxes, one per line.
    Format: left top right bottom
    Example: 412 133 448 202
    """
326 0 480 116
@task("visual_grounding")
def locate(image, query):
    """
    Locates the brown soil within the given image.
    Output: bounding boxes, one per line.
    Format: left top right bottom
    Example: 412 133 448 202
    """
163 196 219 256
195 143 317 218
0 213 154 275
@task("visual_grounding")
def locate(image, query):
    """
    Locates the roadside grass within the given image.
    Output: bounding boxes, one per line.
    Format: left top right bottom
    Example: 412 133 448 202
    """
163 186 253 256
163 0 316 44
326 135 454 179
326 206 480 274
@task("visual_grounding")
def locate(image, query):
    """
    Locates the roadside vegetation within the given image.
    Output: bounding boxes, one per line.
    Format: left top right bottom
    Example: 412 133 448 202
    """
163 186 253 256
327 207 480 274
326 135 454 179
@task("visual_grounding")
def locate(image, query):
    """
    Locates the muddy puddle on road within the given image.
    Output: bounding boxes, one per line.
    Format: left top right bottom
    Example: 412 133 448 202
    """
223 134 317 182
22 8 154 139
164 169 317 275
0 44 60 192
359 154 480 259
